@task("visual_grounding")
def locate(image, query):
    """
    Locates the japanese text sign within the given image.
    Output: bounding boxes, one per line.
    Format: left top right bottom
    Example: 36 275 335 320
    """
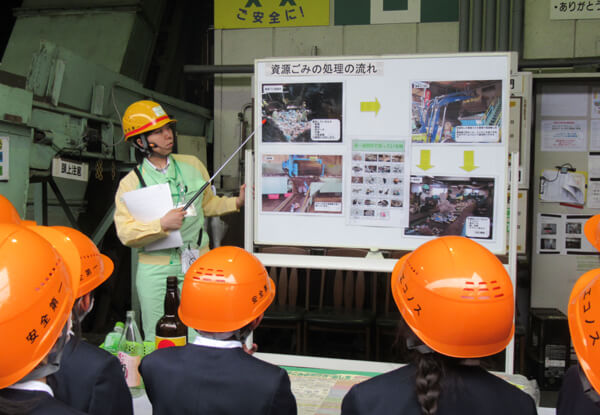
550 0 600 19
215 0 329 29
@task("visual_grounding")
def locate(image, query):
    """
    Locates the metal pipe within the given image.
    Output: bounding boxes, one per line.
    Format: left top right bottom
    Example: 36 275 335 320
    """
459 0 470 52
497 0 510 51
183 65 254 74
32 100 121 125
58 149 119 160
511 0 524 54
112 82 212 119
471 0 483 52
47 177 80 230
519 56 600 69
92 205 116 245
42 181 48 226
484 0 497 51
13 5 139 17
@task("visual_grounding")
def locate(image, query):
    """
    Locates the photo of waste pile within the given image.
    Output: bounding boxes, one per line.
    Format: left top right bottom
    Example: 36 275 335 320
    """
261 154 343 214
411 80 502 143
406 176 495 239
261 82 343 142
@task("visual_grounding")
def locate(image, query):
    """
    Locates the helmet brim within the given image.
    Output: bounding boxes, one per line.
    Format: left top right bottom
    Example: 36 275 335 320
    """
584 215 600 251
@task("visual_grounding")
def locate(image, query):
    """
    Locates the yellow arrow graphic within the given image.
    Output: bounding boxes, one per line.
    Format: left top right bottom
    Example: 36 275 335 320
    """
360 98 381 115
416 149 434 171
460 150 478 172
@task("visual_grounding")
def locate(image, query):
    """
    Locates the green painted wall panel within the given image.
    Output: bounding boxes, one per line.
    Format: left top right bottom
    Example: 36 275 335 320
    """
0 123 33 217
421 0 459 23
334 0 370 25
2 14 135 76
383 0 408 11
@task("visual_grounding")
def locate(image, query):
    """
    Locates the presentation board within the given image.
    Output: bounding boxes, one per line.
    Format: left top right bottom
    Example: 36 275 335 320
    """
254 53 511 253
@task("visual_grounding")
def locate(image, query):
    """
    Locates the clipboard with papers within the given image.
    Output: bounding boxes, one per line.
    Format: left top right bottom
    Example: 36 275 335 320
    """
539 168 587 205
120 183 183 251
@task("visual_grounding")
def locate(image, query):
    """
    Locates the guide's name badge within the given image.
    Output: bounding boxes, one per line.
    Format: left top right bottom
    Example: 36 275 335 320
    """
181 247 200 274
177 202 197 217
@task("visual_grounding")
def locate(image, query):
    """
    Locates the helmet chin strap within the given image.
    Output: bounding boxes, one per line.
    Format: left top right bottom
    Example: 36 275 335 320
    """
19 322 70 383
406 336 435 354
132 134 153 157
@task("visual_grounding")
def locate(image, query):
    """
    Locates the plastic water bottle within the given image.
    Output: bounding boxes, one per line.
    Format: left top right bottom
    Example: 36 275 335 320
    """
117 311 144 398
102 321 124 355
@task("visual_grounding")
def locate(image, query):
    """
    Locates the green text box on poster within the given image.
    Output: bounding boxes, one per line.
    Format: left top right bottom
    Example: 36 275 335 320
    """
353 140 405 152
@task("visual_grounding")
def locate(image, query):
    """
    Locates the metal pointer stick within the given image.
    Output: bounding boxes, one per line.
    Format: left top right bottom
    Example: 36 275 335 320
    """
182 121 262 211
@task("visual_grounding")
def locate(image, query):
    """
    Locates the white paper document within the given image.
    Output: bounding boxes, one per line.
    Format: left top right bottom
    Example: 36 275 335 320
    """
541 120 587 152
588 180 600 209
120 183 183 251
540 84 588 117
540 170 586 205
591 120 600 151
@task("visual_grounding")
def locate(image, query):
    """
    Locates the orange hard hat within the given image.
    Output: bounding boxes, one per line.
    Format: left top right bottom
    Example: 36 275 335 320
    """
391 236 515 358
584 215 600 252
0 194 21 224
51 226 114 298
0 224 76 388
179 246 275 332
568 268 600 394
122 100 177 140
27 225 82 296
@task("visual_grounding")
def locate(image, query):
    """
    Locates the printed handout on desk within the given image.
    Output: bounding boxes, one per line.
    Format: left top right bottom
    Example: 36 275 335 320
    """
120 183 183 251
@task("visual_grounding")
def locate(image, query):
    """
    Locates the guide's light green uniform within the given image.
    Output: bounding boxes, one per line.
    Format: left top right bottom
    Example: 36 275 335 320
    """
114 154 238 341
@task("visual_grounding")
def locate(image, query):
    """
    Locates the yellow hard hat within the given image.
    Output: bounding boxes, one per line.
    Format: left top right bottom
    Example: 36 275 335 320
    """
122 100 177 140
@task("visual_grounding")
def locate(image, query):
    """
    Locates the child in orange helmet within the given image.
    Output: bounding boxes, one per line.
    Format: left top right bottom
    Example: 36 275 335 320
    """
557 216 600 414
0 223 85 415
32 226 134 415
2 193 133 414
341 236 536 415
139 246 297 415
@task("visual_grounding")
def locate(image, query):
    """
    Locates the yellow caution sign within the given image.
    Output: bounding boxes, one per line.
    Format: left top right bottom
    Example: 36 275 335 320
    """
215 0 329 29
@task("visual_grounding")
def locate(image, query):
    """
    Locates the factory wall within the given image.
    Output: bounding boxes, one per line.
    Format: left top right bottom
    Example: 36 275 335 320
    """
213 0 600 189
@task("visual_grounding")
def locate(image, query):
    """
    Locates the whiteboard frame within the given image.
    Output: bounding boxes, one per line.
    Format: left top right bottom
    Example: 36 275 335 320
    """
253 53 512 254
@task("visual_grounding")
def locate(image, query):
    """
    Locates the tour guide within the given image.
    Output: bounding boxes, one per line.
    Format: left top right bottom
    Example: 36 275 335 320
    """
114 100 245 341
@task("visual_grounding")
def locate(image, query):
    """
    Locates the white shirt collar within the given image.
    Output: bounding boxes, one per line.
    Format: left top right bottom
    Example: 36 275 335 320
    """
146 156 170 174
7 380 54 397
192 333 242 349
